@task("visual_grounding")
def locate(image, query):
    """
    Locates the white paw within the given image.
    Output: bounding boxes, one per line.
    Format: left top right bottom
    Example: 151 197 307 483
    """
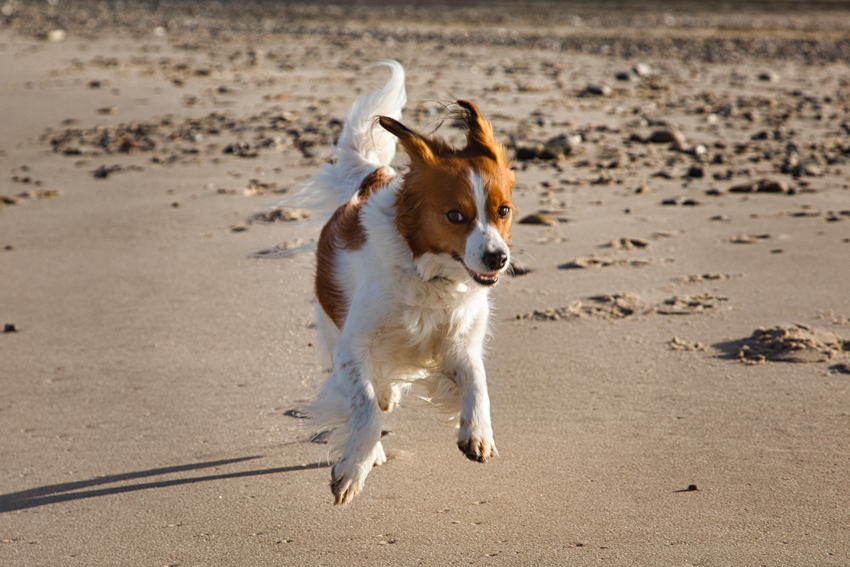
331 442 385 505
330 456 371 506
457 423 498 463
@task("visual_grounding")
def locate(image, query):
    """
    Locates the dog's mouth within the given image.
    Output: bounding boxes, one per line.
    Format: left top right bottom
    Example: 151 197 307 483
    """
465 267 499 286
453 254 500 286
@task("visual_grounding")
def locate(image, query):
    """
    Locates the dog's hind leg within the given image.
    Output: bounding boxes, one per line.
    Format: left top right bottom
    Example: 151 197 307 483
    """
328 340 384 506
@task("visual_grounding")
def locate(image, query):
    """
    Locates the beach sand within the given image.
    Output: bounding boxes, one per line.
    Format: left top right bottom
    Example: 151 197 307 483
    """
2 1 850 565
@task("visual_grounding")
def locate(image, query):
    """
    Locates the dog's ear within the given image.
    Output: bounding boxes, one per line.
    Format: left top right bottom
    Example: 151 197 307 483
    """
378 116 435 165
456 100 503 163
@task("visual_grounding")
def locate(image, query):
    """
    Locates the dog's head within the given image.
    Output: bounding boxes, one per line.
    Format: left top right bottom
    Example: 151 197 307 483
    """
379 101 515 287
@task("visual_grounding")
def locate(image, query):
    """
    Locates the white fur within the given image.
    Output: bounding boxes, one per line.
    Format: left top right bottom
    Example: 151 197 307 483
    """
290 60 406 212
465 171 510 276
304 62 501 506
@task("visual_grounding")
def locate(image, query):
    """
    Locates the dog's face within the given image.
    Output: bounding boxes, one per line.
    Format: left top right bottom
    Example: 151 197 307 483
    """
380 101 515 286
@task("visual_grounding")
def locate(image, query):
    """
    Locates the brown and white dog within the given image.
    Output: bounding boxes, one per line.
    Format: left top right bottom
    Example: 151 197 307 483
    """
304 61 514 505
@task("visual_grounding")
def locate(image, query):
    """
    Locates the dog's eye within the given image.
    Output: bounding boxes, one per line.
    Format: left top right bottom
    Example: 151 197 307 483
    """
446 210 466 224
497 206 511 219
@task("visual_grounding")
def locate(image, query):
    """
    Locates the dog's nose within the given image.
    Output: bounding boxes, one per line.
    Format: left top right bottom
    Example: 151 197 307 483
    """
482 251 507 271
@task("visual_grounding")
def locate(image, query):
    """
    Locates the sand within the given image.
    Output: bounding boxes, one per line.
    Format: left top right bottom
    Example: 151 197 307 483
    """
2 1 850 565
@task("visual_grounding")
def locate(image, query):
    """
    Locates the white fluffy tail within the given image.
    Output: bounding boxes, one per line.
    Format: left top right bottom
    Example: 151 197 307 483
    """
300 60 406 209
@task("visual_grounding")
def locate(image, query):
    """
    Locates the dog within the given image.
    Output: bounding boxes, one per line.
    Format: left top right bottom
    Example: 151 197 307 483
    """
303 61 515 505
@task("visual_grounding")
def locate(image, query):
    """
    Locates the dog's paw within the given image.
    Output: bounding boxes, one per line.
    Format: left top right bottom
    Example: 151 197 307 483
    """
457 435 498 463
330 442 386 505
330 459 367 506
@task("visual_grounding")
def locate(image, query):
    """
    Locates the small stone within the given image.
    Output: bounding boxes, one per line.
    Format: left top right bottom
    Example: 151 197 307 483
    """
608 237 649 250
635 182 650 194
686 166 705 178
515 134 576 161
518 213 560 226
4 324 18 333
230 223 248 232
250 208 311 223
757 179 788 193
93 165 122 179
687 484 699 491
757 71 779 82
646 129 687 147
581 84 612 97
802 164 822 177
729 178 788 194
46 29 66 42
691 144 708 157
615 71 632 82
633 63 653 77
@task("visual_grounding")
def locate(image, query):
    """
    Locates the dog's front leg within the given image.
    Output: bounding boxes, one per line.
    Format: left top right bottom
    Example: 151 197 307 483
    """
329 340 384 505
446 313 498 463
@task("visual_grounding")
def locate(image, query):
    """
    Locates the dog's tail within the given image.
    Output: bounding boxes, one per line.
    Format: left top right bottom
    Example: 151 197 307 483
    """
303 60 406 208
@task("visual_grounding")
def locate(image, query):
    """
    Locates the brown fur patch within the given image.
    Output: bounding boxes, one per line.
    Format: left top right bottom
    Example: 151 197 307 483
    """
315 167 395 328
390 140 514 260
379 102 514 261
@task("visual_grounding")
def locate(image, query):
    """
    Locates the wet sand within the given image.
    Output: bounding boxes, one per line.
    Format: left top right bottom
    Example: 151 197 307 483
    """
2 1 850 565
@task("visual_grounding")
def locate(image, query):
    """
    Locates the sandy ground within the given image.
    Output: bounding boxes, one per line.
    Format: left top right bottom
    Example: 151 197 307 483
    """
2 2 850 565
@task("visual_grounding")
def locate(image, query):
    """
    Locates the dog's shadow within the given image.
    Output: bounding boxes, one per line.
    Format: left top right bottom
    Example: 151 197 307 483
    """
0 456 329 513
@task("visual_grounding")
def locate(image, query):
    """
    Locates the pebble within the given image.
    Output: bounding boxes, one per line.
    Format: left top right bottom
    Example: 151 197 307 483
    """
645 129 687 147
686 166 705 178
608 237 649 250
46 29 66 42
691 144 708 157
728 179 789 194
4 323 18 333
93 164 123 179
581 83 612 97
250 208 311 223
757 71 779 82
633 63 653 77
514 134 577 161
518 213 560 226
